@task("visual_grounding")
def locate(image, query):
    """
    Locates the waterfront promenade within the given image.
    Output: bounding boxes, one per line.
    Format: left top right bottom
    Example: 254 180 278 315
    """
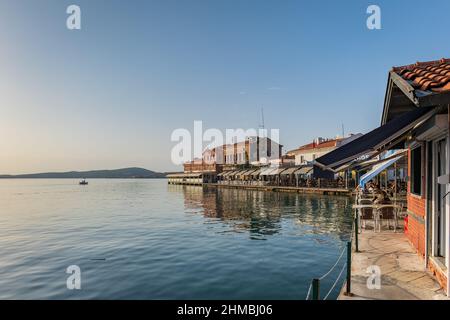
339 229 448 300
207 183 351 196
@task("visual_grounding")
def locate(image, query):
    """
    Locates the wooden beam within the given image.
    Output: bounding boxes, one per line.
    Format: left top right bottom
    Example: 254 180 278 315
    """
382 74 420 125
390 71 420 106
381 75 394 125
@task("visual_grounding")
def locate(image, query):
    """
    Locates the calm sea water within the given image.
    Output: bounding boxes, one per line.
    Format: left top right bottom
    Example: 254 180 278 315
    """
0 179 353 300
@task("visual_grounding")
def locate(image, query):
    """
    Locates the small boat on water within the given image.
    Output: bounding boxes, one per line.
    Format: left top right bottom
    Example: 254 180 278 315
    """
79 179 88 185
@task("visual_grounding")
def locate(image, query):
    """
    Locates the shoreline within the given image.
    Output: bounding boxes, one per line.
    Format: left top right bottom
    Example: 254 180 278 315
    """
0 177 167 179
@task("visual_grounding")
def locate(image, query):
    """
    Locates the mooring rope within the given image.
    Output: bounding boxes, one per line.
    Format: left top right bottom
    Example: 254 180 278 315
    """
318 245 346 281
323 262 347 300
305 283 312 300
305 216 354 300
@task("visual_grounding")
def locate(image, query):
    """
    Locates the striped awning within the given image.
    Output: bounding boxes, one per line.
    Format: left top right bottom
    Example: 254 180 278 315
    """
222 171 236 177
280 167 299 175
237 169 252 176
260 167 278 176
248 168 262 176
359 150 406 188
234 170 248 177
243 169 257 176
294 166 313 175
268 168 287 175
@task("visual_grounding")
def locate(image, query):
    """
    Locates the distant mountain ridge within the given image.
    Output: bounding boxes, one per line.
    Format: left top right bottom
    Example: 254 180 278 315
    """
0 167 167 179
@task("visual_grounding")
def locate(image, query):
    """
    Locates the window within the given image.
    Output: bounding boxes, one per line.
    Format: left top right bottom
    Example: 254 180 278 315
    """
410 146 422 195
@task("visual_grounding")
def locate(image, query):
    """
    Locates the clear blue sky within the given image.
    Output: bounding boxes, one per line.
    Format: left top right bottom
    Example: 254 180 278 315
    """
1 0 449 173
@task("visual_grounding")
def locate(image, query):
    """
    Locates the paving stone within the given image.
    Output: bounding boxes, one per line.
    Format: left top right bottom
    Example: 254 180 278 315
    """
339 228 449 300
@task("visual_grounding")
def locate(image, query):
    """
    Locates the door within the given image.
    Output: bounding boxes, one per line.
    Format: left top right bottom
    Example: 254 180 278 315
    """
436 138 447 261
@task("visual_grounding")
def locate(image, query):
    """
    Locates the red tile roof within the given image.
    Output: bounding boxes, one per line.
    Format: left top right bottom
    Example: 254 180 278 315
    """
295 139 340 152
392 58 450 92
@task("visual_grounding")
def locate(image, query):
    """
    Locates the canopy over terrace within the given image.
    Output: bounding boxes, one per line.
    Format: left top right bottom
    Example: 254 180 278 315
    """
248 168 261 177
221 170 237 178
259 167 278 176
279 167 298 176
278 166 312 187
233 170 248 178
167 172 203 185
258 167 278 183
295 166 313 177
243 169 258 176
268 168 287 175
315 106 437 172
358 149 406 188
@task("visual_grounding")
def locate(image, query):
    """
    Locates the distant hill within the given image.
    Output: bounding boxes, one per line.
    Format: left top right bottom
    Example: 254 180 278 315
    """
0 167 167 179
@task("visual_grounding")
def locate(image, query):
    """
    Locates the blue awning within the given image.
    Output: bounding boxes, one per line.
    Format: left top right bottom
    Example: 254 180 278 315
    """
359 150 405 188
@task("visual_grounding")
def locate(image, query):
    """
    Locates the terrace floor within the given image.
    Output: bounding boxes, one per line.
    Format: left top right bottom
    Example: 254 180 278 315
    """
339 227 449 300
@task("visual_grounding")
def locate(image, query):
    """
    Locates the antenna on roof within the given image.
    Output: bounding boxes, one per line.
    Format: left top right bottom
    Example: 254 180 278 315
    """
341 123 345 138
259 107 265 130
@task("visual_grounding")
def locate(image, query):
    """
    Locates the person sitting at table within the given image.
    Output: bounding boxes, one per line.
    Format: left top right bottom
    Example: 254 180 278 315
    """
372 188 391 205
366 181 374 193
385 182 395 197
373 187 397 230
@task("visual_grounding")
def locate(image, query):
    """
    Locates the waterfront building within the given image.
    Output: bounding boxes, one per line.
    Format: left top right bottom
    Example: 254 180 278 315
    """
383 59 450 294
288 135 362 166
171 135 352 189
198 136 283 170
315 58 450 295
168 136 283 185
288 137 340 166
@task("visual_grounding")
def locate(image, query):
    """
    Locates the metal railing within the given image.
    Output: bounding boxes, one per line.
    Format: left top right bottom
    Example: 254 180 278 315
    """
305 194 384 300
305 241 352 300
305 205 360 301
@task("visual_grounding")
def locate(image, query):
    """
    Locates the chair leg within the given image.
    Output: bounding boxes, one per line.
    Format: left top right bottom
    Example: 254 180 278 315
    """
394 211 398 232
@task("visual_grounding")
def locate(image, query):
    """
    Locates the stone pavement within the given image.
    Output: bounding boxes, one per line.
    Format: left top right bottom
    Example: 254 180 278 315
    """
339 229 448 300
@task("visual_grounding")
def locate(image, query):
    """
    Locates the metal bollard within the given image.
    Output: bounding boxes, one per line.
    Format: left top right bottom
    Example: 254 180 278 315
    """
354 214 359 252
345 241 352 296
312 278 320 300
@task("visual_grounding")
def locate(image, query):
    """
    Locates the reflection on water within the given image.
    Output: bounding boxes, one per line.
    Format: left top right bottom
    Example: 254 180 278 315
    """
0 179 353 299
169 184 353 242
